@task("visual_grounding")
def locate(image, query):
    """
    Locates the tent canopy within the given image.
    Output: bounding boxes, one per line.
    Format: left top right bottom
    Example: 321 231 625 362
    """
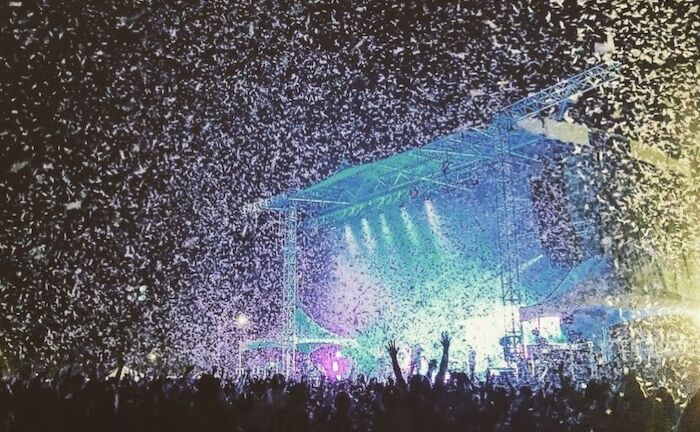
246 309 355 354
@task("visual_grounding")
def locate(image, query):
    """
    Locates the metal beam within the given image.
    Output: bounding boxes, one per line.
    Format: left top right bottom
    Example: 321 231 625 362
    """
416 148 487 159
501 62 620 122
499 61 620 122
281 207 298 376
493 118 526 366
308 159 486 223
486 65 620 368
376 161 478 193
287 197 350 206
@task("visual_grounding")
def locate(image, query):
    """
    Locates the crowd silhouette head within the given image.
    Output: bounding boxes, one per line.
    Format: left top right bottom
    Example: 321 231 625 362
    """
0 332 697 432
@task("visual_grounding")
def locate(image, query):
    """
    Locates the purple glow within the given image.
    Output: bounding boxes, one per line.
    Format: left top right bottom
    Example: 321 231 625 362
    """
310 344 352 380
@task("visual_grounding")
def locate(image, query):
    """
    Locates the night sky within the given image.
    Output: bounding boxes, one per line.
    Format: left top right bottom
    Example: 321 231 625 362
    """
1 0 697 370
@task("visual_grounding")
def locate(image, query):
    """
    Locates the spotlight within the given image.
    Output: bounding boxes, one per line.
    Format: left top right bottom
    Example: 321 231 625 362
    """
401 207 419 244
379 214 394 245
344 224 359 254
424 199 445 242
235 313 250 328
361 218 375 251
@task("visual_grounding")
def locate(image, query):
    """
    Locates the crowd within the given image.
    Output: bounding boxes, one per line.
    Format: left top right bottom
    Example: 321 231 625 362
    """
2 333 699 432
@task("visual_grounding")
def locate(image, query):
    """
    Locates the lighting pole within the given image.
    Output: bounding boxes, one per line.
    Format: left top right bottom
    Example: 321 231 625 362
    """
235 313 250 373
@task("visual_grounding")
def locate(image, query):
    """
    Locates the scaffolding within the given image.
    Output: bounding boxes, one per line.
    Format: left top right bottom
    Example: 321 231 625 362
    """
281 206 298 376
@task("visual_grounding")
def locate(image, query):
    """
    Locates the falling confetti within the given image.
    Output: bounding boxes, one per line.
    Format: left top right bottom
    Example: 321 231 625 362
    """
0 0 697 402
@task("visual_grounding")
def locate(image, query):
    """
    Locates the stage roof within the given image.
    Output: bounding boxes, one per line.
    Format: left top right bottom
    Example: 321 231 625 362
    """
268 127 545 222
264 62 620 223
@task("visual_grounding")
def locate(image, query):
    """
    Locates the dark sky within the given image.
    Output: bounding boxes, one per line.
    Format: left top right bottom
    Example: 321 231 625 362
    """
1 0 697 369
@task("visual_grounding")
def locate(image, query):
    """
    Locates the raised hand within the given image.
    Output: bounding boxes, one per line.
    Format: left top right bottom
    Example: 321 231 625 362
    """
440 331 451 350
427 359 438 380
385 340 399 358
385 339 406 385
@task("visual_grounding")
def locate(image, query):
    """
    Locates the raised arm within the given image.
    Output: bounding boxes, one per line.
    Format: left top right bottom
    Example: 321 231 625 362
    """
385 340 406 387
435 332 450 387
481 368 491 399
427 359 438 381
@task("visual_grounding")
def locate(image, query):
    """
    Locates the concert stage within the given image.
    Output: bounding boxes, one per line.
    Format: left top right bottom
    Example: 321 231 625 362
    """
249 63 626 377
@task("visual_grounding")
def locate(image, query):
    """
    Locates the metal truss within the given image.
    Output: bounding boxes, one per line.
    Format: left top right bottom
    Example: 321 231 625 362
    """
260 62 621 375
491 115 526 365
266 63 620 226
281 206 298 376
499 61 621 123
